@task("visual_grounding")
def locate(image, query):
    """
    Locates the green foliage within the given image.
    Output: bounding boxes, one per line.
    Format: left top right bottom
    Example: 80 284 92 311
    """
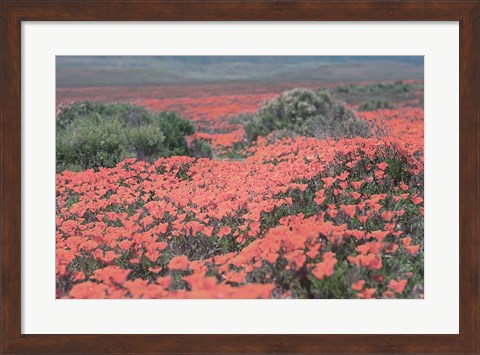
56 102 200 172
154 111 195 157
229 113 254 125
330 80 424 107
57 101 152 130
189 139 214 159
128 124 165 160
358 100 395 111
57 115 129 171
244 88 372 142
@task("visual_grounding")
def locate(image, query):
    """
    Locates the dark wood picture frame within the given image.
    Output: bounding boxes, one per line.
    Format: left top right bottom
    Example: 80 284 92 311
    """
1 1 479 354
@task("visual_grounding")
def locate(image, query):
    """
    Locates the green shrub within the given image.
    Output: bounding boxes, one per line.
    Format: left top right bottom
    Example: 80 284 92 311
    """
358 100 394 111
244 88 371 142
190 139 214 159
56 115 129 171
57 101 152 129
56 102 198 172
230 113 254 125
128 124 165 160
154 111 195 157
330 81 423 107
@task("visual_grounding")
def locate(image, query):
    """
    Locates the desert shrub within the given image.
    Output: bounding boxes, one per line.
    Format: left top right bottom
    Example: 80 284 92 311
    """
56 102 203 172
128 125 165 160
154 111 195 157
330 81 423 107
229 113 254 125
57 101 152 129
56 115 129 171
244 88 371 142
189 139 214 158
358 100 394 111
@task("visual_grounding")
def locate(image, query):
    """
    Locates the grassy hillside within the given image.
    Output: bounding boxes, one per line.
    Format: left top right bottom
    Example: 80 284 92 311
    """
56 56 424 87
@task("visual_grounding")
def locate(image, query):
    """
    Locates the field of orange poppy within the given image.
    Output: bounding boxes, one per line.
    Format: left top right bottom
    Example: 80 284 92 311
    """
56 58 424 299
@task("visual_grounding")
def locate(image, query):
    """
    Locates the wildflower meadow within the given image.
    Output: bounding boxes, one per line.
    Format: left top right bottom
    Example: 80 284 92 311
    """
56 57 424 299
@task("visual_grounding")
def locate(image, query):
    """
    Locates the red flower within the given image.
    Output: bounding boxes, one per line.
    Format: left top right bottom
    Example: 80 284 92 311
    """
377 162 388 171
356 288 376 299
311 253 337 280
168 255 189 271
388 279 408 294
352 280 365 291
322 177 336 188
217 226 232 237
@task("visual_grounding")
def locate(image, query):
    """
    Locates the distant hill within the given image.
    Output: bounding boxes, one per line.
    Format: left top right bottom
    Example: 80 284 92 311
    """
56 56 424 87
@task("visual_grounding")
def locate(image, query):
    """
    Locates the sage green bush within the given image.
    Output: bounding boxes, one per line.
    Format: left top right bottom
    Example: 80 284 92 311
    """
128 124 165 161
189 139 214 159
57 101 152 130
244 88 371 142
330 80 423 107
56 102 210 172
155 111 195 157
57 115 129 171
358 100 394 111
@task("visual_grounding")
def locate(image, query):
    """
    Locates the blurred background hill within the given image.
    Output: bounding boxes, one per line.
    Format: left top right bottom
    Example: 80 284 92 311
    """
56 56 423 87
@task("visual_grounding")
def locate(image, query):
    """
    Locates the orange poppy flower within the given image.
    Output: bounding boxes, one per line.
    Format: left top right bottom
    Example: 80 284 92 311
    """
352 280 365 291
311 254 337 280
168 255 189 271
356 288 376 299
388 279 408 294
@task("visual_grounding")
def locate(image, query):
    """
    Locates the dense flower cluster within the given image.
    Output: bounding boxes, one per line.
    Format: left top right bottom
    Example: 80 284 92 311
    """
191 126 245 148
56 80 423 299
56 110 423 299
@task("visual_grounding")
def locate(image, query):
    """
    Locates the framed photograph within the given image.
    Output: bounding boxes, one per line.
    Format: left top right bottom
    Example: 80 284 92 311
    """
1 1 478 354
